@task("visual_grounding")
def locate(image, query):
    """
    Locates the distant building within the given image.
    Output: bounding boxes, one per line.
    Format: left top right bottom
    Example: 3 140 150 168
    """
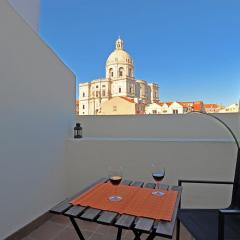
204 104 221 113
100 96 145 115
78 38 159 115
145 102 162 114
168 102 185 114
146 101 205 114
219 103 240 113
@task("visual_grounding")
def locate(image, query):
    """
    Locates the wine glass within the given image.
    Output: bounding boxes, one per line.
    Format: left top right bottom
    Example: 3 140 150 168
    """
151 163 165 197
108 166 123 202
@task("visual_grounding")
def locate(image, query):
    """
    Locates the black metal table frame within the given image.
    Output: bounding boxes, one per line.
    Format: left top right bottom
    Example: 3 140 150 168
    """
50 178 182 240
68 215 156 240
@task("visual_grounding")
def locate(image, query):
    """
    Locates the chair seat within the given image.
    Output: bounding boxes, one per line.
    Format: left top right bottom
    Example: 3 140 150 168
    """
178 209 240 240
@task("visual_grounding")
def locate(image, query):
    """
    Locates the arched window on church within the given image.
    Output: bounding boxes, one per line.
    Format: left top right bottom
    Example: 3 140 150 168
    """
119 67 124 77
128 68 132 77
109 68 113 78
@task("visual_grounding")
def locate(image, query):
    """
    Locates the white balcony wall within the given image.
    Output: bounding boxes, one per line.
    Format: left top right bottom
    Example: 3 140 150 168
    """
65 113 239 209
8 0 40 32
76 113 240 140
0 0 75 239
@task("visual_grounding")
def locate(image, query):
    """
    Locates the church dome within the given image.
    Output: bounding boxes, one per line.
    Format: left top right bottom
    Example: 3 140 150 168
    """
106 38 133 65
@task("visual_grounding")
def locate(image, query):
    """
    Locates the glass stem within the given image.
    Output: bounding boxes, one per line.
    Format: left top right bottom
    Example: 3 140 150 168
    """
157 181 160 191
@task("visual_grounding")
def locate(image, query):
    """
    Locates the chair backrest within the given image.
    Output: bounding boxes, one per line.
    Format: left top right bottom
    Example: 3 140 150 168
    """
231 148 240 209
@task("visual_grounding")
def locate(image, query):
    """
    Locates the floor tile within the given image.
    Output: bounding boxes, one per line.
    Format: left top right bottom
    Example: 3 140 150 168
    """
88 232 116 240
74 219 99 232
28 220 65 240
97 224 116 234
20 236 35 240
53 227 92 240
49 214 71 226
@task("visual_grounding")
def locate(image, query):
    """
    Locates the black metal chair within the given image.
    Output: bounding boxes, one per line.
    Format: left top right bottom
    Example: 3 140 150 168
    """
176 112 240 240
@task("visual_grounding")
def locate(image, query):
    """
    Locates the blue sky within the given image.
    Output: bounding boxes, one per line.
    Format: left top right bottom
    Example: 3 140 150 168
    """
40 0 240 106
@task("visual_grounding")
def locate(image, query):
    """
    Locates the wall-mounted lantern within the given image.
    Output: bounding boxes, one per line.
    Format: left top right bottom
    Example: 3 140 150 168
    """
74 123 82 138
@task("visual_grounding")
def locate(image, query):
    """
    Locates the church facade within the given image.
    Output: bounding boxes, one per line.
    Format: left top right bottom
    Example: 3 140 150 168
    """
78 38 159 115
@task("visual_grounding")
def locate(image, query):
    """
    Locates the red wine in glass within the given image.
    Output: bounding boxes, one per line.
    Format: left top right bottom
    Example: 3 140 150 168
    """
151 165 165 197
108 167 123 202
152 172 165 182
109 176 122 185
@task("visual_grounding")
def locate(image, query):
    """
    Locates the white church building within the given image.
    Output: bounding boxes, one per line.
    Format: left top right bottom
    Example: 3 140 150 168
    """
79 38 159 115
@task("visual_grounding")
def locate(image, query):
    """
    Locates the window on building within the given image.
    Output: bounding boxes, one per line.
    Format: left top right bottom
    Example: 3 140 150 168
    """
113 106 117 111
96 85 99 88
152 110 157 114
109 68 113 78
173 109 178 114
129 68 132 77
83 105 85 109
129 87 132 93
119 87 121 93
83 92 85 97
119 67 124 77
96 91 99 97
92 91 95 97
102 85 105 88
102 90 106 96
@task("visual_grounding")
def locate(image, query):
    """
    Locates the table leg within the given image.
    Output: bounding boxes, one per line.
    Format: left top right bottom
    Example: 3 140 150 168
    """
132 230 142 240
176 218 180 240
145 232 156 240
116 227 122 240
69 217 86 240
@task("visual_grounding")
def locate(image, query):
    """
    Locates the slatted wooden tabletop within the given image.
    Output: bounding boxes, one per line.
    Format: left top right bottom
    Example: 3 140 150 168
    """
50 178 182 239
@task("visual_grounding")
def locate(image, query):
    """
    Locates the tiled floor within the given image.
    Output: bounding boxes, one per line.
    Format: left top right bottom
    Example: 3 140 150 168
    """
20 214 193 240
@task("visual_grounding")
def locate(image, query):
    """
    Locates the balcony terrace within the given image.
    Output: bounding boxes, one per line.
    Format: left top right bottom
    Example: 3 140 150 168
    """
4 113 240 240
1 1 240 239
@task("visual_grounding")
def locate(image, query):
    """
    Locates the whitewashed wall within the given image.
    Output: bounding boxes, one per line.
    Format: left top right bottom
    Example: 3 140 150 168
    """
8 0 40 32
0 0 75 238
65 139 236 209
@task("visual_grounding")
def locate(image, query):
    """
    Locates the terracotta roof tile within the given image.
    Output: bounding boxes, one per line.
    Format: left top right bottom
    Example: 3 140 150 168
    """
193 101 204 111
204 104 219 108
119 96 135 103
177 102 193 108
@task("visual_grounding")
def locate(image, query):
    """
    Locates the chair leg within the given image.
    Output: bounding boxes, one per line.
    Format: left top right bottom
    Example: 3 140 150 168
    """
132 229 142 240
176 218 180 240
218 212 224 240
